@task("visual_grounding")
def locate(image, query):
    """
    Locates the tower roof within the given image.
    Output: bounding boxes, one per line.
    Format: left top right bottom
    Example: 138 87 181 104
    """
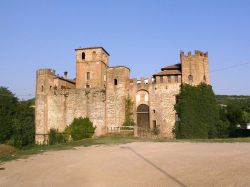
75 47 110 56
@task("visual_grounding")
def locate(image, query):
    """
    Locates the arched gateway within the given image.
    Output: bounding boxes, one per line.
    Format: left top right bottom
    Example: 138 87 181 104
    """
137 104 150 129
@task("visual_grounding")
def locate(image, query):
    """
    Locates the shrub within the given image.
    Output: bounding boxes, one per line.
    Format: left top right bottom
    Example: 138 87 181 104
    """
48 128 65 145
64 117 96 141
151 126 160 135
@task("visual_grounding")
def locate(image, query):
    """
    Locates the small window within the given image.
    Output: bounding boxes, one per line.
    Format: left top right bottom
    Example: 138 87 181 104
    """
86 84 90 88
114 79 118 85
82 52 85 60
92 51 96 60
153 110 156 113
160 76 163 83
87 72 90 80
50 86 52 90
41 85 44 92
203 75 206 82
167 76 171 83
153 120 157 128
176 95 179 104
188 75 193 82
175 76 178 83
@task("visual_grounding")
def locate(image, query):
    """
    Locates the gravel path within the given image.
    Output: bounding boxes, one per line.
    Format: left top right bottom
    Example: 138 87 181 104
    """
1 142 250 187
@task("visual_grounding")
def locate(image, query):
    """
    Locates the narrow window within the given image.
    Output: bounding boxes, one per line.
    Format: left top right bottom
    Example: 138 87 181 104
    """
114 79 118 85
153 120 157 128
203 75 206 82
153 109 156 113
176 95 179 104
86 84 90 88
87 72 90 80
167 76 171 83
50 86 52 90
82 52 85 60
160 76 163 83
41 85 44 92
188 75 193 82
92 51 96 60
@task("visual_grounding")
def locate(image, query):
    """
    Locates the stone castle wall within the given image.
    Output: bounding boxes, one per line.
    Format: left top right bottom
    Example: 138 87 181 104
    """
36 88 106 143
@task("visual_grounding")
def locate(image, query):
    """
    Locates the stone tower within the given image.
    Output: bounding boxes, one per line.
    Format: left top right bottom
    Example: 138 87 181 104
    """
105 66 130 129
35 69 55 143
180 50 210 85
75 47 109 89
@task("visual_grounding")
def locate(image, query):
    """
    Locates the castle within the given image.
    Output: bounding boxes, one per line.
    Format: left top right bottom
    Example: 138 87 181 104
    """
35 47 210 143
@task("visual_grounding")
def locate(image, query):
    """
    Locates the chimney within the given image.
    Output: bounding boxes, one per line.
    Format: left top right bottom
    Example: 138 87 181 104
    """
64 71 68 79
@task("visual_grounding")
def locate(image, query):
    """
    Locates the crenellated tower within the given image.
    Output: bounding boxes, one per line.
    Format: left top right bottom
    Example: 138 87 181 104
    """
35 69 55 143
180 50 210 85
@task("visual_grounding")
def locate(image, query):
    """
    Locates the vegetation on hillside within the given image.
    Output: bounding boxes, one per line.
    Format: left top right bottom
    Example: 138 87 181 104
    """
174 84 250 139
216 95 250 137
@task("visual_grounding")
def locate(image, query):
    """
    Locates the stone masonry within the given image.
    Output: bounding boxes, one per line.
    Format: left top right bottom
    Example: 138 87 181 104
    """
35 47 210 143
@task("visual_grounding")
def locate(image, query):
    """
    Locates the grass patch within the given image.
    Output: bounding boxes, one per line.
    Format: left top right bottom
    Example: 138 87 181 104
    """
1 136 250 164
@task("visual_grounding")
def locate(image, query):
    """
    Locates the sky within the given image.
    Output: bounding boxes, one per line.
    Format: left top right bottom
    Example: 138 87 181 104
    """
0 0 250 99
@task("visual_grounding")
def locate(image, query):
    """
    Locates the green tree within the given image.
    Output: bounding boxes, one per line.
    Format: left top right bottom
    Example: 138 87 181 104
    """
0 87 18 143
242 111 250 123
174 83 225 139
0 86 35 147
12 99 35 148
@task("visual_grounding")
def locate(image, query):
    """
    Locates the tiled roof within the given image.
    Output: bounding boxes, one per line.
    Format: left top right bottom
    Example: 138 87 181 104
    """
161 63 181 71
153 69 182 76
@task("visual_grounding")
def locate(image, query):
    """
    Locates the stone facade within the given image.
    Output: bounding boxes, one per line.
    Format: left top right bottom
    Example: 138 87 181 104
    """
35 47 210 143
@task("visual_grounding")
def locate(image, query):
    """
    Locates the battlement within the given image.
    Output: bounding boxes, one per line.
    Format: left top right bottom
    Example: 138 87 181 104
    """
180 50 208 58
36 68 55 76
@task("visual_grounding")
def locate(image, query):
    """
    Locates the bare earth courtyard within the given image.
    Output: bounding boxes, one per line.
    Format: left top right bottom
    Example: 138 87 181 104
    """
0 142 250 187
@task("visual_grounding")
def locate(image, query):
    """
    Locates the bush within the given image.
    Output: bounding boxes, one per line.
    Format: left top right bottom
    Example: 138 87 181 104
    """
151 126 160 135
64 117 96 141
48 128 65 145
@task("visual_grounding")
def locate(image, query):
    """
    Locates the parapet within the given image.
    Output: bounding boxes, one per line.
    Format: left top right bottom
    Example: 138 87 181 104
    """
180 50 208 58
36 69 55 76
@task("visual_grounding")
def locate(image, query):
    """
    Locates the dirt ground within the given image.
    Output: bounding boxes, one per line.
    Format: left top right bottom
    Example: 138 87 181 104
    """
0 142 250 187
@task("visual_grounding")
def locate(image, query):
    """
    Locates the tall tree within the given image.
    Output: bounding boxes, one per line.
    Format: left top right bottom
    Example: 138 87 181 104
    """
174 83 226 139
0 87 18 143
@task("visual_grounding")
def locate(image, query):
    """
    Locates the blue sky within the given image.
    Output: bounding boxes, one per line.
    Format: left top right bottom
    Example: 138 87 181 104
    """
0 0 250 99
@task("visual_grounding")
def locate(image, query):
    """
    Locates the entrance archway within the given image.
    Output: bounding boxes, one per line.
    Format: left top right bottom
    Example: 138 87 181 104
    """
137 104 150 129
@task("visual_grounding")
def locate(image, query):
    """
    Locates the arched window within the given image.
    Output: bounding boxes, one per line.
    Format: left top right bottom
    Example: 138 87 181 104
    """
82 52 85 60
41 85 44 92
188 75 193 82
114 79 118 85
